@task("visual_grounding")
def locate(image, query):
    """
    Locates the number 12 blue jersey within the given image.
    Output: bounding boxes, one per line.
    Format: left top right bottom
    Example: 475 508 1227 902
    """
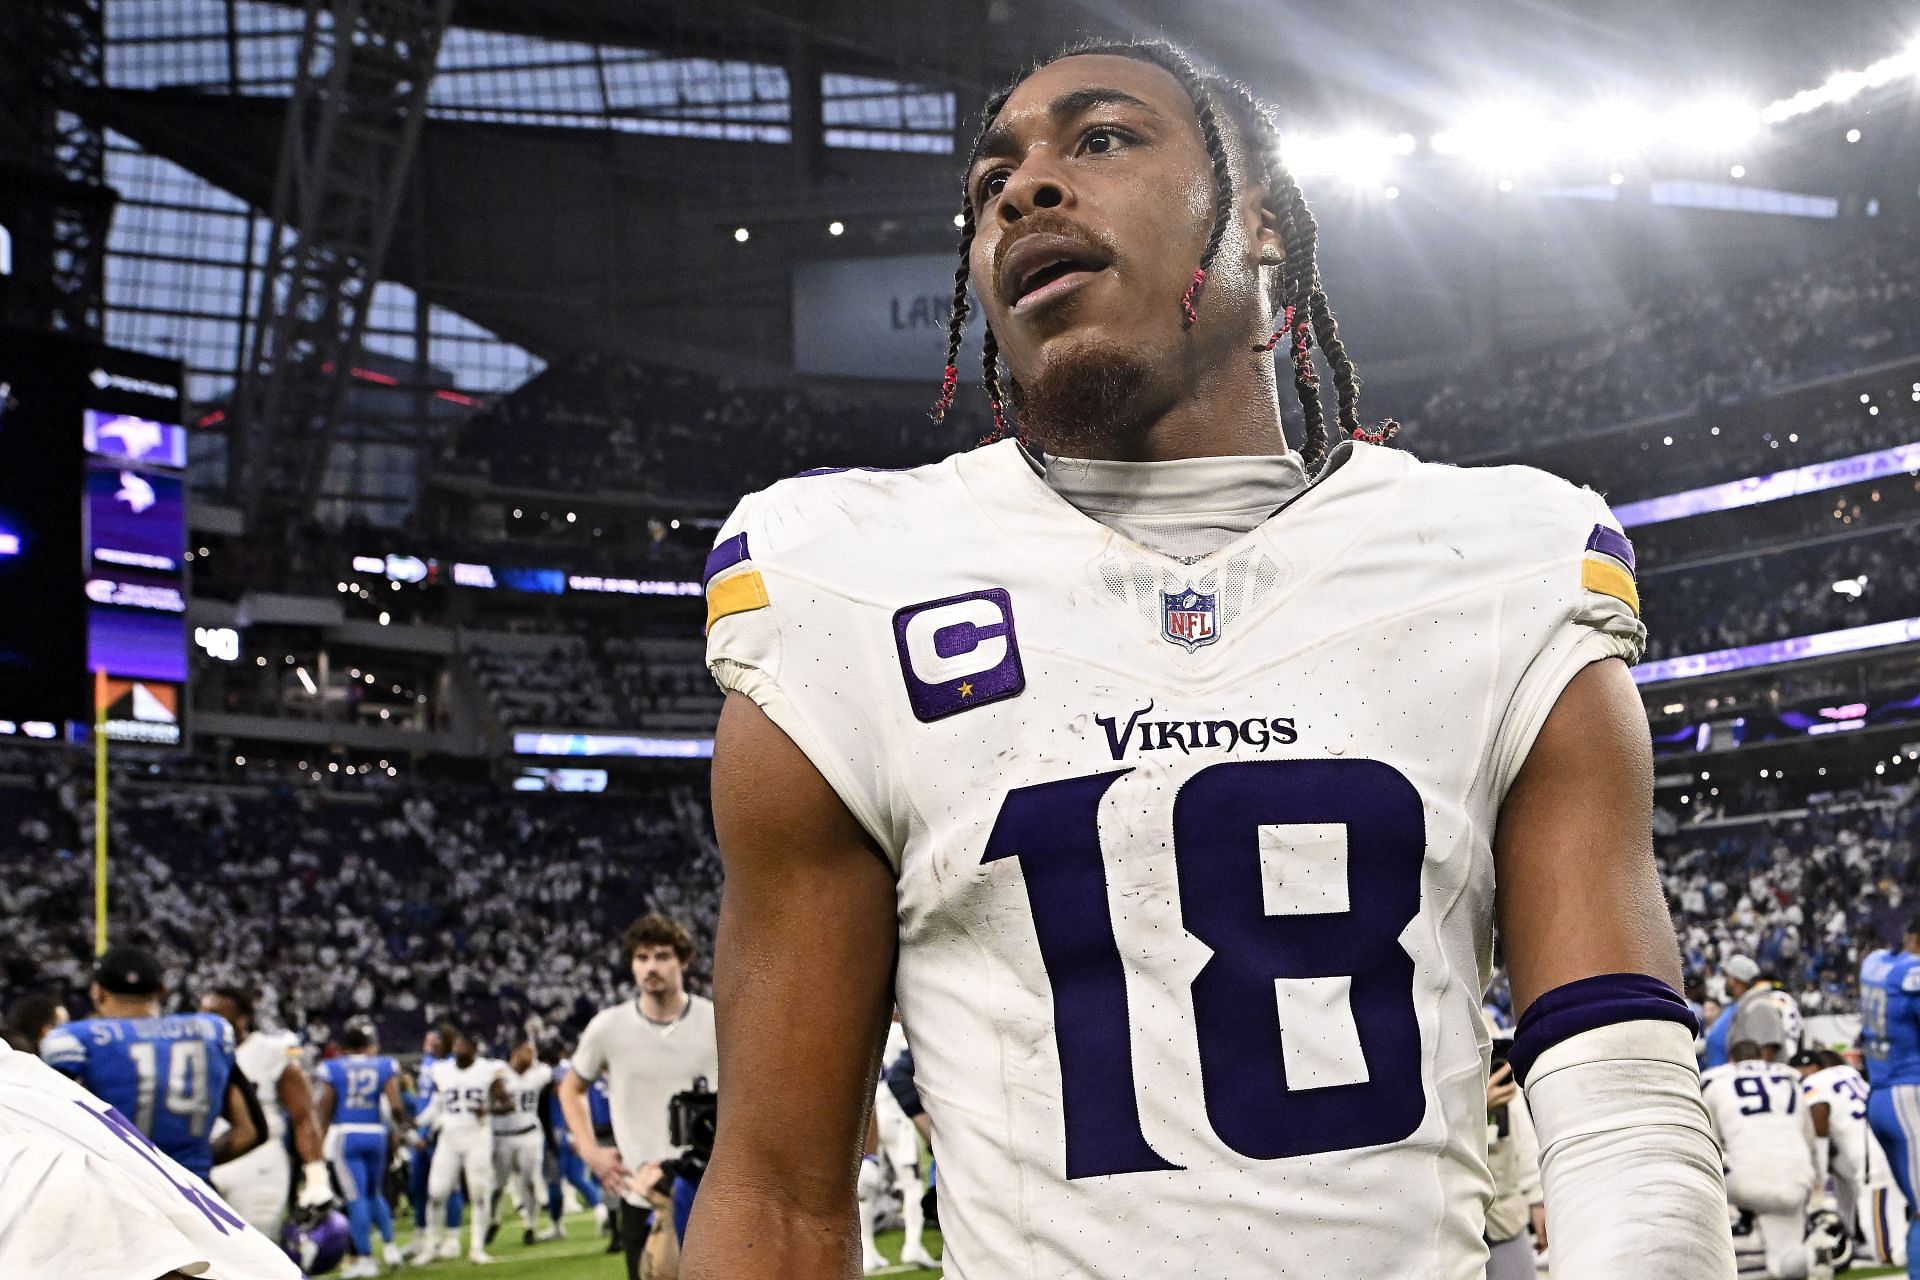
39 1012 238 1180
705 441 1647 1278
318 1054 398 1126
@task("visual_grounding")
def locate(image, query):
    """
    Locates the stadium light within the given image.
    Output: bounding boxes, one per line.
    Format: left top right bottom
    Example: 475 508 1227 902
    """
828 220 845 236
1760 43 1920 124
1281 129 1407 187
1660 97 1762 152
1566 103 1658 159
1431 106 1557 171
733 226 750 243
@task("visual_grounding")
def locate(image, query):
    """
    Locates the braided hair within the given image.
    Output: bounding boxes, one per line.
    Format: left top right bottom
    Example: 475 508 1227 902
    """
929 38 1397 468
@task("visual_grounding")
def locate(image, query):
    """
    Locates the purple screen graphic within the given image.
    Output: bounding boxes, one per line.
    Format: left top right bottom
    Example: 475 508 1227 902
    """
83 409 187 468
88 602 188 682
86 462 184 573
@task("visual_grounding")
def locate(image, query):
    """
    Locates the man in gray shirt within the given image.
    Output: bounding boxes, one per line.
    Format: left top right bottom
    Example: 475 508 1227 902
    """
1723 954 1802 1062
560 913 718 1280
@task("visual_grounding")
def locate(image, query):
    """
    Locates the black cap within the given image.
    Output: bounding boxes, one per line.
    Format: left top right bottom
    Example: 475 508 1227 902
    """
1789 1048 1825 1069
93 945 165 997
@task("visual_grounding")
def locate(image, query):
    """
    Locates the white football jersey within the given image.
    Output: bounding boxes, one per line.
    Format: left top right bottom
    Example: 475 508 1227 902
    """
0 1041 299 1279
493 1062 553 1134
706 439 1645 1279
1803 1063 1890 1186
426 1057 505 1134
1702 1060 1816 1187
234 1029 300 1142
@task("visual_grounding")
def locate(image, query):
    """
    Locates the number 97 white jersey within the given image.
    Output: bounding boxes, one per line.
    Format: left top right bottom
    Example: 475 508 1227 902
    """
1701 1061 1816 1189
707 440 1645 1279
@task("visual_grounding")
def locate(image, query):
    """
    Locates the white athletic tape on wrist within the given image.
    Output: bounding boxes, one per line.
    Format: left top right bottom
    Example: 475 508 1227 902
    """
1526 1020 1735 1280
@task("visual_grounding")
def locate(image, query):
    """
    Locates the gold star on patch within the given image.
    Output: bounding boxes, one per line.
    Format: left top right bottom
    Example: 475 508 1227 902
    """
957 680 974 699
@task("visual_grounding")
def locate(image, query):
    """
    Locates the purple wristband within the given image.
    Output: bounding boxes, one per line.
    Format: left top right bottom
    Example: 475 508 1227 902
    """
1508 972 1698 1086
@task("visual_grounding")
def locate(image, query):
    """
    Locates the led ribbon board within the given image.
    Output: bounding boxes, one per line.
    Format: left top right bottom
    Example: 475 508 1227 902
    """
1614 442 1920 529
1633 615 1920 685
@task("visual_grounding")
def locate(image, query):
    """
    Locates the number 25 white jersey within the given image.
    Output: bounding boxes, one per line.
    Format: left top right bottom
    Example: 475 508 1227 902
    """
425 1058 504 1135
707 439 1645 1279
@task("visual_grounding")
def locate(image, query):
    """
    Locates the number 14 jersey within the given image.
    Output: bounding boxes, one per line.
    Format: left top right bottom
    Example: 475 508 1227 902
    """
706 439 1645 1279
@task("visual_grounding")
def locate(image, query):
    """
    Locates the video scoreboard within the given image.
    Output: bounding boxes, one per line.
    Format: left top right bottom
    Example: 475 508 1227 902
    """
0 328 188 746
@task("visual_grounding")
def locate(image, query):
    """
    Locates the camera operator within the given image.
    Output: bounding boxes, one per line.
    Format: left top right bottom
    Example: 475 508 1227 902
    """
560 914 718 1280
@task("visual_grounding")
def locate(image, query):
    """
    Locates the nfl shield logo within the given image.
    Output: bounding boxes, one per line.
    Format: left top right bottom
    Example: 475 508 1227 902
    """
1161 587 1219 653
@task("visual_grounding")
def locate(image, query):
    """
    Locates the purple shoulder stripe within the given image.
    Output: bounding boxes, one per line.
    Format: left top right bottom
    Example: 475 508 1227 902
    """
793 464 915 479
703 533 750 585
1507 972 1696 1085
1585 523 1636 572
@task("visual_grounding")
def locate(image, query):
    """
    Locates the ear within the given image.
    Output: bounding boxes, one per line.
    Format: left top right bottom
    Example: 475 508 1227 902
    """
1239 181 1284 269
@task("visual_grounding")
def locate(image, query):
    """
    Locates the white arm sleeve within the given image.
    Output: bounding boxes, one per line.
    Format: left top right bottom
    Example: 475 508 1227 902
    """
1525 1020 1735 1280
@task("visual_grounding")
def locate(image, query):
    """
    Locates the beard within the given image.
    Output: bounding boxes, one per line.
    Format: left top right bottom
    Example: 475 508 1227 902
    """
1007 334 1153 455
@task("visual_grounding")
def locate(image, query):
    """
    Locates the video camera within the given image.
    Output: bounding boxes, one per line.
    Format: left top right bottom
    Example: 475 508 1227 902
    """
655 1076 717 1193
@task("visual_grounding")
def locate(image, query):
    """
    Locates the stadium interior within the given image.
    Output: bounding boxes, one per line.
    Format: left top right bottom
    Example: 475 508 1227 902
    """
5 1 1920 1276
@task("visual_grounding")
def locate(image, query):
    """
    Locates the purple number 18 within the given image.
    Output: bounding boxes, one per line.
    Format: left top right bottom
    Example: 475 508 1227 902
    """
982 758 1428 1178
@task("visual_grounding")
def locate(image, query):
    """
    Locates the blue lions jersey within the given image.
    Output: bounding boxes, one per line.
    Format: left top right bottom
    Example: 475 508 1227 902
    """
1861 949 1920 1085
590 1075 613 1131
412 1052 442 1118
318 1054 398 1126
39 1012 238 1180
548 1061 572 1133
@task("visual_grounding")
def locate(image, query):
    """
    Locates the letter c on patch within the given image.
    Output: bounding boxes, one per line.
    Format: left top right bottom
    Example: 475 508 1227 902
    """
903 599 1008 684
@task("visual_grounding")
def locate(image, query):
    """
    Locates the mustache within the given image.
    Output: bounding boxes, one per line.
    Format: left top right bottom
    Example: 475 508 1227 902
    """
991 211 1119 293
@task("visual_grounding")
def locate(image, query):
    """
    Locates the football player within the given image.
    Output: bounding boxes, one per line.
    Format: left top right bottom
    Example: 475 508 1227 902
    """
0 1038 298 1279
686 36 1731 1280
408 1027 466 1237
416 1026 511 1264
1702 1043 1844 1278
199 985 330 1239
315 1024 412 1277
871 1018 936 1269
39 945 266 1183
541 1044 608 1240
1861 915 1920 1278
489 1039 553 1247
1795 1048 1907 1267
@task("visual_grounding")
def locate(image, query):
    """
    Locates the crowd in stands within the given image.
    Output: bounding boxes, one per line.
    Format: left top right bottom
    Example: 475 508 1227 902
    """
468 641 622 731
7 738 1918 1054
1563 374 1920 505
466 632 718 734
1640 520 1920 661
448 351 974 499
1397 233 1920 462
1660 771 1920 1017
435 234 1920 509
0 753 720 1051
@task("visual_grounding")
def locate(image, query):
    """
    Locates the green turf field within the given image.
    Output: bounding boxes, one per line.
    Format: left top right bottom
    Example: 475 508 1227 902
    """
383 1209 944 1279
380 1210 1904 1278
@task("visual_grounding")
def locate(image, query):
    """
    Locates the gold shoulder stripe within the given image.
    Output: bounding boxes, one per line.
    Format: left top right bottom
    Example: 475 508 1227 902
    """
706 569 770 632
1581 557 1640 616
